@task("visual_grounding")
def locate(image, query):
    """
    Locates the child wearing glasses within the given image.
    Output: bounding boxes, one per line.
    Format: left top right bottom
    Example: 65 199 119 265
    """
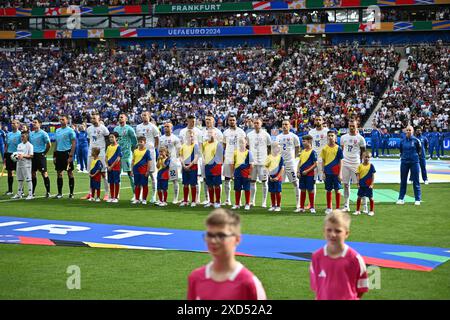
187 208 267 300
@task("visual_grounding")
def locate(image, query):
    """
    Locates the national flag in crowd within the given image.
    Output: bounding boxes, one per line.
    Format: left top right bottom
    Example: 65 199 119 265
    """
377 0 395 5
80 7 93 15
287 0 305 9
325 0 342 7
358 22 376 32
272 25 289 34
120 28 137 38
15 31 31 39
307 24 325 33
56 30 72 39
109 6 125 15
45 8 61 16
0 8 17 16
394 22 413 31
88 29 104 38
432 20 450 30
252 1 271 10
16 8 32 17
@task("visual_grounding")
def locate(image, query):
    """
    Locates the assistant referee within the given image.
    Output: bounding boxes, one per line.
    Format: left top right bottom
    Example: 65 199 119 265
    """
30 119 51 197
53 114 76 199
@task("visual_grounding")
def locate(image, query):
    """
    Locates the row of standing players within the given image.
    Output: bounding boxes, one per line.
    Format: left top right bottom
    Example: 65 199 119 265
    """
2 113 422 213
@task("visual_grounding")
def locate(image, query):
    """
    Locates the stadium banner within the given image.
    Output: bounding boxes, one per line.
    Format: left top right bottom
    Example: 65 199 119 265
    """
2 1 450 16
153 0 450 14
1 216 449 272
0 5 150 17
364 137 401 148
444 138 450 150
1 20 447 40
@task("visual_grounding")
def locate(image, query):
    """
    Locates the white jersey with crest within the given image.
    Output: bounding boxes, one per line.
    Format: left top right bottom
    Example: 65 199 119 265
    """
159 134 181 163
309 128 329 155
247 129 272 166
340 133 366 167
200 127 223 144
179 126 203 145
87 124 110 150
276 132 300 167
136 122 160 149
223 127 246 164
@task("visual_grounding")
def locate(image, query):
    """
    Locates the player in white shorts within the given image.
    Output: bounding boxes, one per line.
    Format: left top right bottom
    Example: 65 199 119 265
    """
136 111 160 203
222 114 246 205
179 114 203 204
84 113 110 200
309 116 329 203
309 116 329 182
13 132 34 200
247 118 272 208
159 121 182 204
276 120 301 211
200 114 224 205
340 119 366 212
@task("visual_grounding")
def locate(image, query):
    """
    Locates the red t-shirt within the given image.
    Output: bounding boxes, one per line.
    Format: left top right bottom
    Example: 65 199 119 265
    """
187 262 266 300
310 244 369 300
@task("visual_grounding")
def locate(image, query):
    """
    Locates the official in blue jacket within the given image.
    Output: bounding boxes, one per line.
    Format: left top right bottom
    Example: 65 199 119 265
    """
76 124 89 172
414 127 429 184
370 124 381 158
381 127 390 156
397 126 422 205
428 127 440 160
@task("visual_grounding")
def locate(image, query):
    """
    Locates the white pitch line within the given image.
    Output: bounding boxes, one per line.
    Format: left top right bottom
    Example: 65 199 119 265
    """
0 187 132 203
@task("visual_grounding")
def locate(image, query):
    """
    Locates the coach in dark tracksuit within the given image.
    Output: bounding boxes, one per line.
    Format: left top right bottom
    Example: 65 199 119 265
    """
397 126 422 205
370 125 381 158
414 128 429 184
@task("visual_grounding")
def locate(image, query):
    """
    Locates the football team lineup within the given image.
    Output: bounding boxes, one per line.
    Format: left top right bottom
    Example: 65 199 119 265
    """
1 102 450 301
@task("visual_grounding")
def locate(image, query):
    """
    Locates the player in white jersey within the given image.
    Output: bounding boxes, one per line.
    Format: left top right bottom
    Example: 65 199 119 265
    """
222 114 247 205
247 118 272 208
13 132 34 200
276 120 301 211
159 121 182 204
200 115 224 205
309 116 329 204
309 116 329 182
84 113 110 200
179 115 203 204
136 111 160 203
340 119 367 212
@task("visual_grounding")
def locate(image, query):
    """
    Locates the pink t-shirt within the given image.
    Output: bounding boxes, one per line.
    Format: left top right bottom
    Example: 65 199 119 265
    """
187 262 267 300
310 244 369 300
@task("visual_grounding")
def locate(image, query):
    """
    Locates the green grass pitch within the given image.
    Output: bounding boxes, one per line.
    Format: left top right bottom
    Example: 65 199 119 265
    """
0 163 449 300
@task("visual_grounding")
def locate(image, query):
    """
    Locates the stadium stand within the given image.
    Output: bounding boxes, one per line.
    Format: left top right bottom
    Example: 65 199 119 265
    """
0 44 400 131
373 45 449 131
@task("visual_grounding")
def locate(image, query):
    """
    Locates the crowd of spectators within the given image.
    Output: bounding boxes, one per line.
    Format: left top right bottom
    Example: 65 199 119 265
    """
158 7 450 29
373 45 449 132
0 43 401 131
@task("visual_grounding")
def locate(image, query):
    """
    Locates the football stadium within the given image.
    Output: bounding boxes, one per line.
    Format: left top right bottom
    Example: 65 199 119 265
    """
0 0 449 303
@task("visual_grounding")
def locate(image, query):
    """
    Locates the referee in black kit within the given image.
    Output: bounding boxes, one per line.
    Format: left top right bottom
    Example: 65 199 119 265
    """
53 115 77 199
